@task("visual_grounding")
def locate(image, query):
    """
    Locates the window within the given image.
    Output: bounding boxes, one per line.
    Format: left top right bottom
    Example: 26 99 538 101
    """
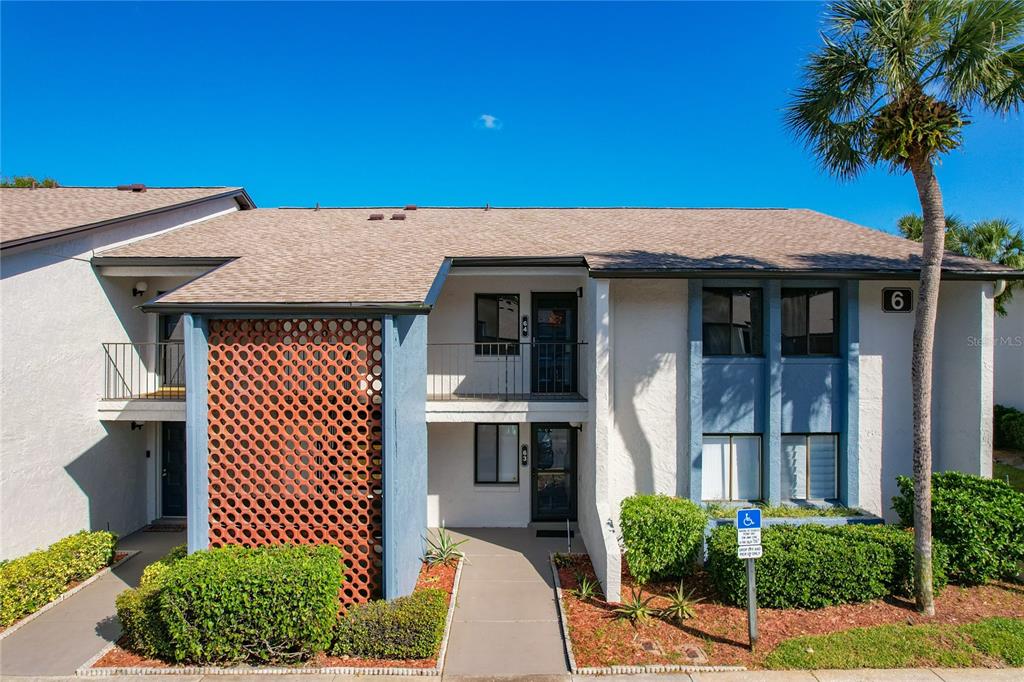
701 434 761 500
475 294 519 355
475 424 519 484
782 288 839 356
782 434 838 500
702 288 763 356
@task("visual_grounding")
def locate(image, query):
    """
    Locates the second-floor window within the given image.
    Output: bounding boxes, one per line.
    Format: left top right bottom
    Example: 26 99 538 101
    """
702 288 763 356
475 294 519 356
782 288 839 356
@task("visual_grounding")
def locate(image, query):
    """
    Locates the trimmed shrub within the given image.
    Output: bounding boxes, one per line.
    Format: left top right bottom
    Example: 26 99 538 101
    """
0 530 117 626
993 404 1017 448
619 495 708 584
159 545 343 664
331 588 448 659
893 471 1024 585
706 523 947 609
1000 410 1024 450
115 544 187 658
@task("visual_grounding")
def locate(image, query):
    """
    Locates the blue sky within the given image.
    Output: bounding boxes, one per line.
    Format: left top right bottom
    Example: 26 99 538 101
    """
2 1 1022 234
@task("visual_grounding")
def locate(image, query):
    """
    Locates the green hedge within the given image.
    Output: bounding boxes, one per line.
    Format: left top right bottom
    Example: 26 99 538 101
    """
0 530 117 626
160 545 343 664
331 588 448 659
994 404 1024 450
707 524 947 609
620 495 708 584
893 471 1024 585
115 544 186 658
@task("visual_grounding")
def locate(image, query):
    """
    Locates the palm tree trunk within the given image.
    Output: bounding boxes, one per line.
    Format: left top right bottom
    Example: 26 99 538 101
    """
909 157 945 617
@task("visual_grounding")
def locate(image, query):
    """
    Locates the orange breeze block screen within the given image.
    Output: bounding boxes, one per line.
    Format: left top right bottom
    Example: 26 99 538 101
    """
207 318 384 605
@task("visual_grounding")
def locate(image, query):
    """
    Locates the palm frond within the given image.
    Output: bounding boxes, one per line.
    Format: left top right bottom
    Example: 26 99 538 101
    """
939 0 1024 110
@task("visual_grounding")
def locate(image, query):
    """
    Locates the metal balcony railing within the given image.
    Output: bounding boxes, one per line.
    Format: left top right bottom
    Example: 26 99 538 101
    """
427 342 587 401
102 342 186 400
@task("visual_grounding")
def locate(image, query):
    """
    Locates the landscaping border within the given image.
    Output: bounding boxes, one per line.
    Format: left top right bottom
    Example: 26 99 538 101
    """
548 553 746 675
0 549 140 642
76 557 464 677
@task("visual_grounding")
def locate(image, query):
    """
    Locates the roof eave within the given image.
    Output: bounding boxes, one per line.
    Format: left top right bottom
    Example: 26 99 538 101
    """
1 188 254 251
588 268 1024 281
138 301 432 315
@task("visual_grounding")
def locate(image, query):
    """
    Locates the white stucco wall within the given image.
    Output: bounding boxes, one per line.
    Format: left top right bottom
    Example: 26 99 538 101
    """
0 196 239 559
859 280 995 519
426 422 532 527
994 294 1024 411
607 279 689 515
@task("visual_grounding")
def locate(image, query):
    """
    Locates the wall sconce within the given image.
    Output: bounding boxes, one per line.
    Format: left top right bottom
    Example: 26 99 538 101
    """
521 444 529 467
576 286 583 298
130 421 144 431
132 280 148 297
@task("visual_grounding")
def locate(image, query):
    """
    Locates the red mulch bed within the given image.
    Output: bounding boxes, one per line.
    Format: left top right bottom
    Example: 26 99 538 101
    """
93 560 458 670
558 554 1024 669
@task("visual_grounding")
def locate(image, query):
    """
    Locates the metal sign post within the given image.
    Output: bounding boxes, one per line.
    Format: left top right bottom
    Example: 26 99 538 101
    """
736 508 762 651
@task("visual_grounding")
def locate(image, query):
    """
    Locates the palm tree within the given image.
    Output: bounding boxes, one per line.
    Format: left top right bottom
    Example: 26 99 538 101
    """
896 213 967 251
785 0 1024 615
899 214 1024 313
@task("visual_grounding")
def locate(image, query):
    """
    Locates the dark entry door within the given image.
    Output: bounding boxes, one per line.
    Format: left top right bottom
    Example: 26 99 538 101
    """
531 424 577 521
531 293 578 395
162 422 187 517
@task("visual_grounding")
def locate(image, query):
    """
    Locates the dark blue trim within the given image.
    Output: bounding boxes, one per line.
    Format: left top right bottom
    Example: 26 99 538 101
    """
764 280 783 505
183 313 209 553
687 280 703 502
842 280 860 507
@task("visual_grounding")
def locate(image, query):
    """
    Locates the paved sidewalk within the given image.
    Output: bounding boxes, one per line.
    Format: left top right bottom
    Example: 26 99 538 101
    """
0 528 185 677
442 528 578 676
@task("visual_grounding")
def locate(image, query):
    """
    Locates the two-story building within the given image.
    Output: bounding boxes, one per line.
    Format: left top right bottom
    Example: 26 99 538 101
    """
2 192 1020 602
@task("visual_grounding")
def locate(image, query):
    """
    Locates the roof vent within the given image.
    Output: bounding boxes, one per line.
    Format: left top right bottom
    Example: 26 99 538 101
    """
391 213 406 221
404 204 418 211
368 213 385 221
117 184 147 193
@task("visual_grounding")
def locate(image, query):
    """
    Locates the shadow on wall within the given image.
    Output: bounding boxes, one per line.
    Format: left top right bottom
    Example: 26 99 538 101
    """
64 421 150 538
614 349 676 496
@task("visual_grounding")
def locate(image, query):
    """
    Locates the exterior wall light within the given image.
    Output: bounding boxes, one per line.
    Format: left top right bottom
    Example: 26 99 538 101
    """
132 281 148 297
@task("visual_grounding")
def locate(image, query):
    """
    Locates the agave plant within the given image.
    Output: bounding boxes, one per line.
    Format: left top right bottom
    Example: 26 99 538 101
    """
613 587 657 624
572 573 601 602
424 526 467 567
659 580 702 623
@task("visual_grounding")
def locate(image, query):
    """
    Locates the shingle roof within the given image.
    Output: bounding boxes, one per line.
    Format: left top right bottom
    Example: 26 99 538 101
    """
0 186 250 249
96 206 1022 307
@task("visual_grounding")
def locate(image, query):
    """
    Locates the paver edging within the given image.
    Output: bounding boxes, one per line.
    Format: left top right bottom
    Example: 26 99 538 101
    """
76 557 465 677
548 553 746 676
0 549 141 642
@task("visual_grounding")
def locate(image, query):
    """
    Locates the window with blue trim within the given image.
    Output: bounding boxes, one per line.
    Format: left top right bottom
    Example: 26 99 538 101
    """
702 288 763 356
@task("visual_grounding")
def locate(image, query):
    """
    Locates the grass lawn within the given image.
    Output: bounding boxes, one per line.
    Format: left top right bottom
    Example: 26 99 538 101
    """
765 617 1024 669
993 462 1024 492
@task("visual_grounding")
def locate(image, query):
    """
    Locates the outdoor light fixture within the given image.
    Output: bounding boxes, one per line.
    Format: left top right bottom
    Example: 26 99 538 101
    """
132 280 148 297
576 286 583 298
521 444 529 466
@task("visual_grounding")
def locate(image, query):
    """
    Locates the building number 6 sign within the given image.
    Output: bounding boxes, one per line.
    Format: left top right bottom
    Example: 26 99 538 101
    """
882 287 914 313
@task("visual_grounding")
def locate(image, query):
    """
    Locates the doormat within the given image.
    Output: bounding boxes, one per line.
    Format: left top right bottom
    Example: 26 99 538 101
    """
144 524 186 532
536 530 574 538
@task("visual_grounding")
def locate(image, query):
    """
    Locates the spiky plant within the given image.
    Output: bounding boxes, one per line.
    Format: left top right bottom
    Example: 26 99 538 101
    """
572 573 602 602
423 526 467 567
786 0 1024 615
613 587 657 624
659 580 703 624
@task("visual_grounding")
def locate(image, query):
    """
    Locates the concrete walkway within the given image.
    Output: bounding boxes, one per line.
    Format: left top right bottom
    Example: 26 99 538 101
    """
442 527 579 676
0 527 185 677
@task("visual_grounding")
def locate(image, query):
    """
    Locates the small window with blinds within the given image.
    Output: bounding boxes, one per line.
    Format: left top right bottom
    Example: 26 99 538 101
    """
782 434 839 501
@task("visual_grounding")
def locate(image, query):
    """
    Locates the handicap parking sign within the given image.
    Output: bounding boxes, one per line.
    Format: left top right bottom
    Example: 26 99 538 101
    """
737 508 762 530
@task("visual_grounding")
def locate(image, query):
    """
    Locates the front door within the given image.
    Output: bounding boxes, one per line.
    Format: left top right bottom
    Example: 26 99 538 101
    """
161 422 187 517
531 293 578 395
531 424 577 521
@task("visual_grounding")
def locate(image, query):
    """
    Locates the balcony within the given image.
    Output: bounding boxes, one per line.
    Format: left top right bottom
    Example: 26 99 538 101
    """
427 342 587 402
102 342 186 401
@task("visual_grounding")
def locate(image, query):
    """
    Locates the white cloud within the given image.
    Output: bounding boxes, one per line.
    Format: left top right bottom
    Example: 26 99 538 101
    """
476 114 503 130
